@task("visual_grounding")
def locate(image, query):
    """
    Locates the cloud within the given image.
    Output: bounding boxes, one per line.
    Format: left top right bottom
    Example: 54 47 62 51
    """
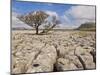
47 3 53 6
12 6 95 29
45 10 59 24
67 6 95 21
12 11 59 29
12 12 32 29
61 6 96 28
45 10 59 18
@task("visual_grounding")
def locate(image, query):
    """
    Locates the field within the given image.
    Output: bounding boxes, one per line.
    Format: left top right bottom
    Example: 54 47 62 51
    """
11 30 96 74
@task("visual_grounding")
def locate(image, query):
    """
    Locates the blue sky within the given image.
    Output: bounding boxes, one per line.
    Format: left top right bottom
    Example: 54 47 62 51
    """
12 0 95 29
12 0 74 15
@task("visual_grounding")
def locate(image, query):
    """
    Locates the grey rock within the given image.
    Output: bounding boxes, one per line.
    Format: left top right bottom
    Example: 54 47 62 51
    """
26 45 57 73
56 58 78 71
80 54 95 69
65 55 83 69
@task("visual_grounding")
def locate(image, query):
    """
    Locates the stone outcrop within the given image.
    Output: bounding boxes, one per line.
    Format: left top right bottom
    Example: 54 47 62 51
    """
12 31 96 74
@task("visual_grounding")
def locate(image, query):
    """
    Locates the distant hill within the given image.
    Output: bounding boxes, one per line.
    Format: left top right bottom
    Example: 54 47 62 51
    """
76 22 96 31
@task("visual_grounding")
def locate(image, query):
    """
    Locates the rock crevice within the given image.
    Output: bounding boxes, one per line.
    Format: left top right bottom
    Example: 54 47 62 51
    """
12 31 96 74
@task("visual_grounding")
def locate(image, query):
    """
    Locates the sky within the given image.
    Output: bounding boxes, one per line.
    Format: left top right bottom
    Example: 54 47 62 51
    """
12 0 96 29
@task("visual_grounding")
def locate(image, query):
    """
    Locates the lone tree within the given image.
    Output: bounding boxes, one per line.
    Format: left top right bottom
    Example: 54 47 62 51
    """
41 16 61 34
18 11 49 34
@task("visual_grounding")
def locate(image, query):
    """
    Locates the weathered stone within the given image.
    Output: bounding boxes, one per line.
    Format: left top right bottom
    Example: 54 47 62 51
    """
75 46 90 55
12 60 26 74
80 54 95 69
26 45 57 73
56 58 78 71
65 55 83 69
12 30 96 74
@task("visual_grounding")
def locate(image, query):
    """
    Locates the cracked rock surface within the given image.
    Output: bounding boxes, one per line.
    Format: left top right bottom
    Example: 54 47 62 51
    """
12 30 96 74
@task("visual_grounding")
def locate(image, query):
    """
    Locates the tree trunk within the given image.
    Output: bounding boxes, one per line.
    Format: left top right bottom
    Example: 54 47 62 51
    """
41 24 56 34
36 27 39 34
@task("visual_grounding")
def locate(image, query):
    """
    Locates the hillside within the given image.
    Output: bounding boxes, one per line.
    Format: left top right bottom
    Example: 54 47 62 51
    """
77 22 96 31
